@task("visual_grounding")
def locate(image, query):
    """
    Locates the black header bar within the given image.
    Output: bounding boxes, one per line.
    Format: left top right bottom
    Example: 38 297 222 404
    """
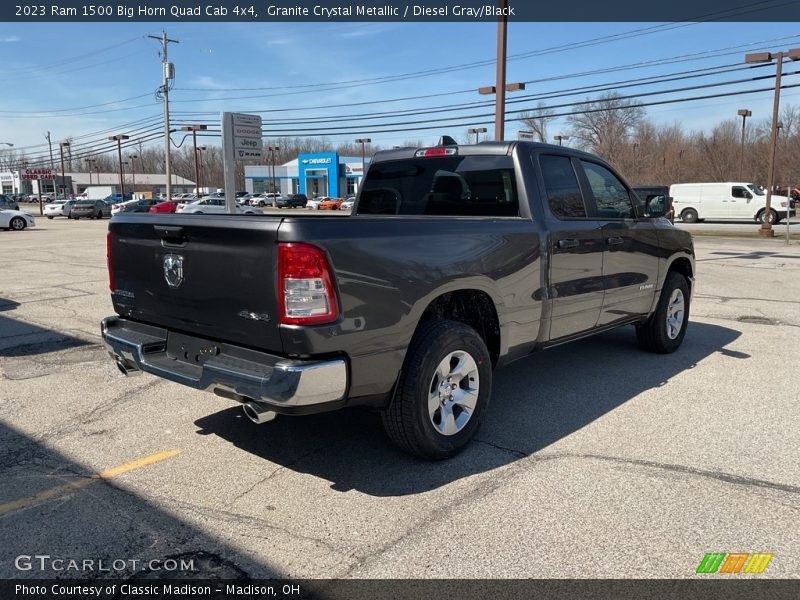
3 0 800 22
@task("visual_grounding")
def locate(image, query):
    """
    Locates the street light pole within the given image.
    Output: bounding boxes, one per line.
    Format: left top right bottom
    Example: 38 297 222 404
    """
128 154 138 197
468 127 487 144
266 146 280 195
355 138 371 178
59 141 70 199
108 134 130 196
181 125 207 195
745 47 800 236
197 146 207 191
737 109 752 180
85 159 96 186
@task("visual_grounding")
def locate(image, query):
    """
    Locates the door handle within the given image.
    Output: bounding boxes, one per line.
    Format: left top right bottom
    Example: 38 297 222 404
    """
557 238 579 249
606 236 624 246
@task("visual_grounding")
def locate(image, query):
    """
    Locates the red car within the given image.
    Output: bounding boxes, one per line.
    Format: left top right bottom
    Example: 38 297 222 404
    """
149 200 180 214
319 197 344 210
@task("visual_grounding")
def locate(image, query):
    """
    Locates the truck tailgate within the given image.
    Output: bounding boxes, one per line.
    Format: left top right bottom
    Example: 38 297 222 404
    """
108 215 283 353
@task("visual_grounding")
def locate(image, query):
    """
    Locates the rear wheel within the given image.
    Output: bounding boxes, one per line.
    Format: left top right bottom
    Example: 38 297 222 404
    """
381 320 492 459
680 208 699 223
9 217 26 231
47 216 54 220
636 272 690 353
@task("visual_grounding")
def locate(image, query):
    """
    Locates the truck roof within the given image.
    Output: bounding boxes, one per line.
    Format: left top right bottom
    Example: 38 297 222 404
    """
371 140 600 163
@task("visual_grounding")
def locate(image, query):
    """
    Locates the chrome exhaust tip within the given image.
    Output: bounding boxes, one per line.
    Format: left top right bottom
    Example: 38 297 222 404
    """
114 357 140 376
242 402 277 424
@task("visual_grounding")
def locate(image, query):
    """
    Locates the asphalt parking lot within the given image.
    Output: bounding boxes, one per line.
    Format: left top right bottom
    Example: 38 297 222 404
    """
1 216 799 580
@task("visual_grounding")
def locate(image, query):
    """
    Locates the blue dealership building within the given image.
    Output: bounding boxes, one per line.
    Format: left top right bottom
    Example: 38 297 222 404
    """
244 152 369 198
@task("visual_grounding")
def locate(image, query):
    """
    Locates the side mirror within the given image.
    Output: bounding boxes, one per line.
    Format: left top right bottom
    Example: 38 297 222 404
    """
646 196 667 218
745 192 753 200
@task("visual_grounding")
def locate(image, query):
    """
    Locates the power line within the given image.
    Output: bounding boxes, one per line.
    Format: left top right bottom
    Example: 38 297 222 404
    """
169 33 800 112
252 75 800 136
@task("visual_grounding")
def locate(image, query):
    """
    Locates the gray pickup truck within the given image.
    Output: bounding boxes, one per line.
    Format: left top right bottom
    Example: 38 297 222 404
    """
102 139 694 459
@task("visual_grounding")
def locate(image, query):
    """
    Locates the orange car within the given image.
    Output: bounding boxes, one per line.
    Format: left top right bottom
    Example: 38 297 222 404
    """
319 197 344 210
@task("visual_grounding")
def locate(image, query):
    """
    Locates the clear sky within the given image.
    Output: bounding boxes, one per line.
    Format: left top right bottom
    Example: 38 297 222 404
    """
1 20 799 161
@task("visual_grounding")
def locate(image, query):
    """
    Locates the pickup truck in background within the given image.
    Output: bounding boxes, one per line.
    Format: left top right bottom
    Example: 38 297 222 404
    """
102 139 694 459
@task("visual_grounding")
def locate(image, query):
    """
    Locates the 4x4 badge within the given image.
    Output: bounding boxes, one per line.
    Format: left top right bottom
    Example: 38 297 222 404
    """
163 254 184 288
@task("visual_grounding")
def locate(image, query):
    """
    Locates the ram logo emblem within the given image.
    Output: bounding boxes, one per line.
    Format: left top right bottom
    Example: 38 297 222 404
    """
163 254 184 288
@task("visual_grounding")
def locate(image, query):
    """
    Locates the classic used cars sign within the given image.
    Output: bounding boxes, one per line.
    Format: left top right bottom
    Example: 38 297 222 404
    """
20 169 56 180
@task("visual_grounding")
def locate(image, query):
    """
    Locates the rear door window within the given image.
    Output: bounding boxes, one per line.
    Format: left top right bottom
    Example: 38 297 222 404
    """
357 155 518 216
539 155 587 218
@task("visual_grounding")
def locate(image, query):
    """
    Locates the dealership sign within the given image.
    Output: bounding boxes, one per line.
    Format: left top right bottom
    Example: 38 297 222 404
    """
20 168 56 180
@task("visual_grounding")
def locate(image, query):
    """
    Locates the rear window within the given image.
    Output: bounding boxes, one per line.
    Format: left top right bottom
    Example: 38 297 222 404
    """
357 156 519 216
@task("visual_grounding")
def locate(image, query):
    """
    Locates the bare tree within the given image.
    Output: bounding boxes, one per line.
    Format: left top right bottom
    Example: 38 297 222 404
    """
567 92 645 165
520 101 555 142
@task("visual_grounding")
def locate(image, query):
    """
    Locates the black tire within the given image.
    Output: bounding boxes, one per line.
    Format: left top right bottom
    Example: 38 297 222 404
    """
381 320 492 459
681 208 699 224
47 216 54 220
636 272 690 354
9 217 26 231
96 211 102 220
73 216 80 220
756 208 778 224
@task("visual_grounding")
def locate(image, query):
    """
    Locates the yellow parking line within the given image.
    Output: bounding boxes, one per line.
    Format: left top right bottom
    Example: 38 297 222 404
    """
0 449 181 517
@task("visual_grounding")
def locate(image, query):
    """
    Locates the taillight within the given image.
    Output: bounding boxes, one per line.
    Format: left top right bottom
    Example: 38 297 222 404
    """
414 147 457 157
277 243 338 325
106 232 115 292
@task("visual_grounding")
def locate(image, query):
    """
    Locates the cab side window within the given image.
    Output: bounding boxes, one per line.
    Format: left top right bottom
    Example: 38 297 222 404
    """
580 161 635 219
540 155 587 218
732 186 751 199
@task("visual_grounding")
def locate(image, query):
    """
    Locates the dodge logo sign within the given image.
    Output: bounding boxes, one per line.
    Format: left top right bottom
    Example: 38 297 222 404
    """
163 254 184 288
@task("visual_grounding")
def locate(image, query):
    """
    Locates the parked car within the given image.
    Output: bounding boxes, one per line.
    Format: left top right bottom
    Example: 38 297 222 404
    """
44 199 76 219
176 197 261 215
341 198 355 211
305 197 323 210
0 208 35 231
117 199 161 214
171 193 197 202
111 199 139 216
319 197 344 210
670 182 795 224
102 138 692 459
251 193 282 207
276 193 307 208
0 194 20 211
149 200 180 214
70 199 112 220
236 193 253 205
104 193 133 205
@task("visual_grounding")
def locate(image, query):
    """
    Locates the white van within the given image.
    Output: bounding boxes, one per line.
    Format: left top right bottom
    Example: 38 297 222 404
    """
670 182 794 224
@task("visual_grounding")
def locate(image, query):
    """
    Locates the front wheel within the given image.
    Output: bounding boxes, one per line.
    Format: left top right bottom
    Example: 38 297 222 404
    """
9 217 26 231
636 272 690 353
681 208 699 224
47 216 54 220
756 208 778 224
381 320 492 459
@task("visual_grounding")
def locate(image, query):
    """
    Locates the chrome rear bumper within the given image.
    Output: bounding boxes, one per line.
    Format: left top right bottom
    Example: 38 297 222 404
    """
101 316 347 411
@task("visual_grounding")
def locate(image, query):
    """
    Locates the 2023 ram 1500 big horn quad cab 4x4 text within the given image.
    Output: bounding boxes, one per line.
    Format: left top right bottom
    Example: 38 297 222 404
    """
102 139 694 459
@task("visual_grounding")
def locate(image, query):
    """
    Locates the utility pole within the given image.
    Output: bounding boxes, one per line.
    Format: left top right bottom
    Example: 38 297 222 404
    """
737 109 752 180
149 30 178 200
45 131 56 197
